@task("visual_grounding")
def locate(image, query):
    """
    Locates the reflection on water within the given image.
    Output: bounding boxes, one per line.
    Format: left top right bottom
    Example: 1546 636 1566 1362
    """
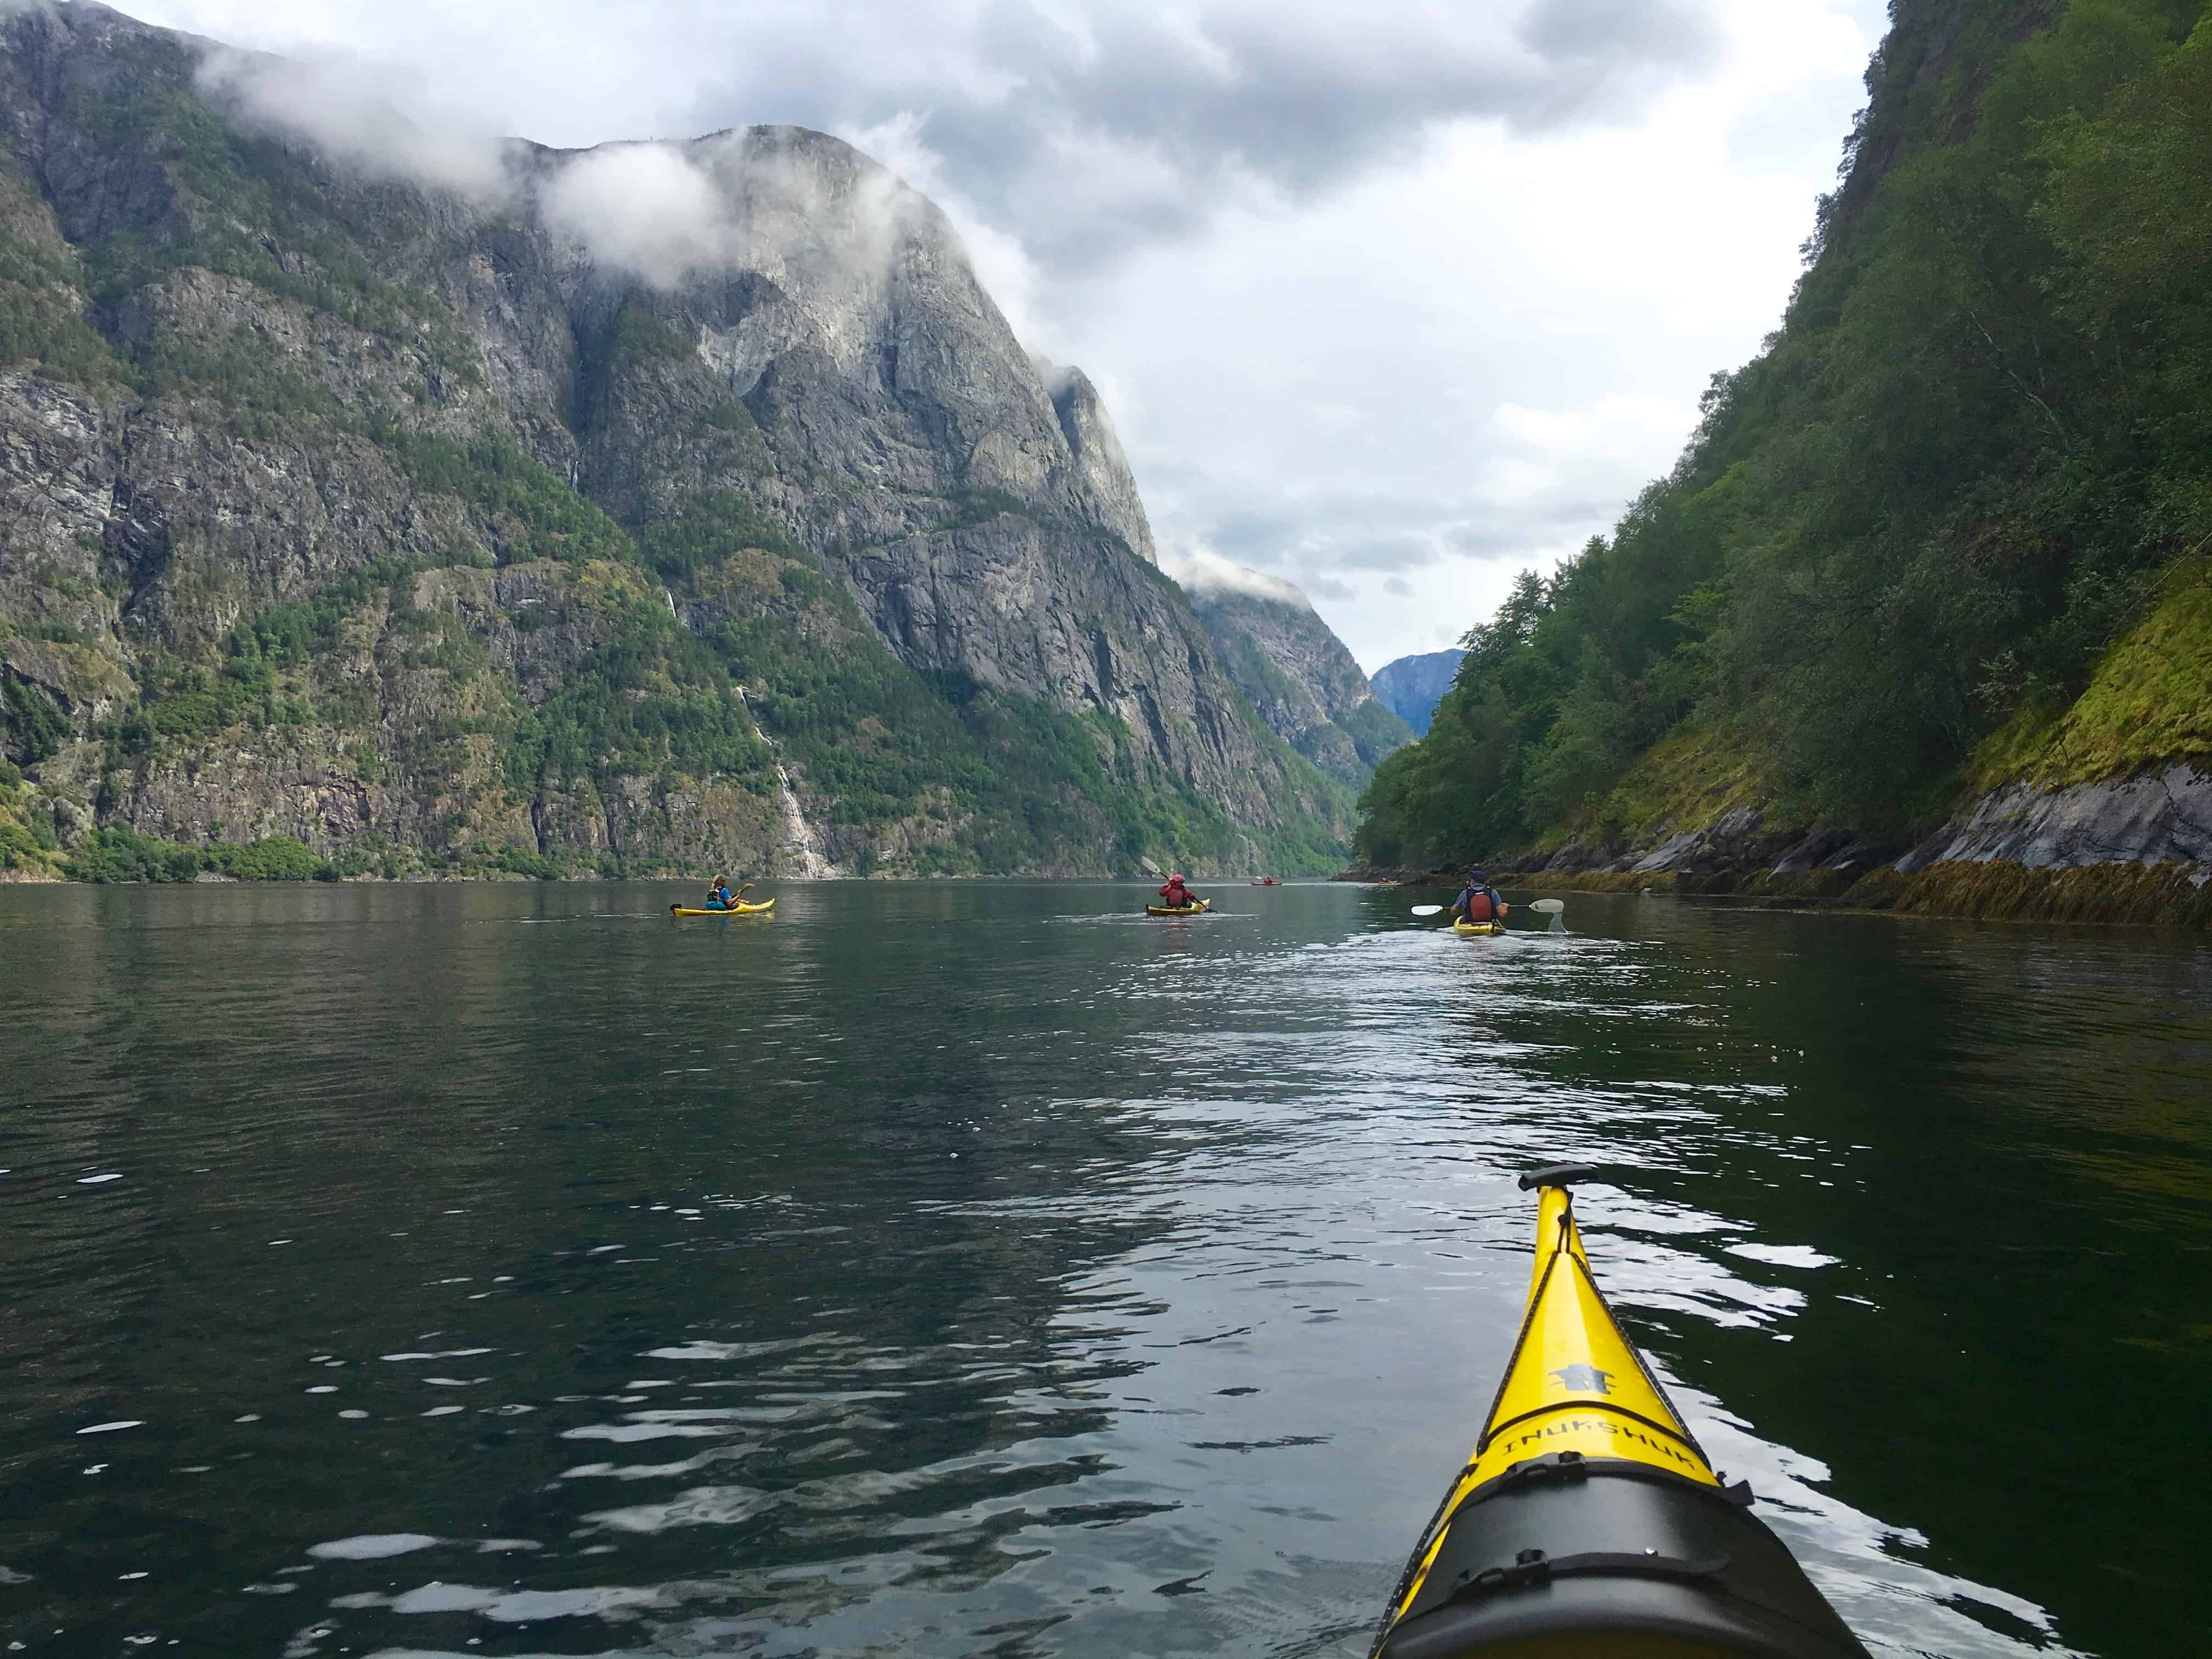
1 882 2206 1657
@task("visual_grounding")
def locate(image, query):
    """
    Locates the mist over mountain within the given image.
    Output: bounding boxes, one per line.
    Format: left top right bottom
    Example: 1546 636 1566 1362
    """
0 1 1369 880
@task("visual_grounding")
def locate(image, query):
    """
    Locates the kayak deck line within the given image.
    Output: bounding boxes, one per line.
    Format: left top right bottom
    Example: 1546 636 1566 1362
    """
1371 1166 1870 1659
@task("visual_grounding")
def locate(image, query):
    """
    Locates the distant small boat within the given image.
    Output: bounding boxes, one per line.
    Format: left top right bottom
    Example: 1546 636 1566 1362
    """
1250 877 1281 886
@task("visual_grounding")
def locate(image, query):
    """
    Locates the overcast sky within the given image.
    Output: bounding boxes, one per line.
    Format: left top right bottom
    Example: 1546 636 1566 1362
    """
130 0 1890 672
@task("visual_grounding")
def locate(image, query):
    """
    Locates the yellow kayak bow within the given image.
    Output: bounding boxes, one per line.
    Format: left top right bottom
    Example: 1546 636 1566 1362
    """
1145 899 1211 916
1372 1167 1868 1659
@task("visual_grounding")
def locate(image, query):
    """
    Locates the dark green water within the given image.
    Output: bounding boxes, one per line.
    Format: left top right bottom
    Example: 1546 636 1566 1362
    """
2 881 2207 1658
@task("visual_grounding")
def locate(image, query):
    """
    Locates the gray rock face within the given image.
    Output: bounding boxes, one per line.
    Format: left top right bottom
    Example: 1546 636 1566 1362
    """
1501 768 2211 893
1184 584 1411 790
553 125 1157 556
1370 649 1465 735
1043 364 1155 564
1895 766 2212 874
0 3 1350 874
1535 805 1803 878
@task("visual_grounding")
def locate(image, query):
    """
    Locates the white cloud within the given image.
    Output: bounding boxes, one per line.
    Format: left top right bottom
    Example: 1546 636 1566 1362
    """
537 144 730 288
195 44 511 200
188 48 929 302
1160 543 1313 609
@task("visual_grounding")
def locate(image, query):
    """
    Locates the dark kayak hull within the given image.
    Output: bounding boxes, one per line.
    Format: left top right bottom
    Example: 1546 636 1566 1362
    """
1378 1458 1865 1659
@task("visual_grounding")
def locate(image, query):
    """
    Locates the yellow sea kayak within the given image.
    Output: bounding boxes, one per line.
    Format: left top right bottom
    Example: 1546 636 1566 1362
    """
669 898 775 916
1454 919 1505 937
1370 1167 1868 1658
1145 899 1211 916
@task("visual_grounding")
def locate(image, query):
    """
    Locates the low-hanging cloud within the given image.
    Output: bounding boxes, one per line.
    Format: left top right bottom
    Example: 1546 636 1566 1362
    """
538 134 918 294
1161 543 1314 610
196 46 511 201
537 143 730 288
196 44 927 298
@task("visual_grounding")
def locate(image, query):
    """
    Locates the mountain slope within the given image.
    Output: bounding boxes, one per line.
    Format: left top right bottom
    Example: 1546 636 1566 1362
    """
0 2 1353 878
1355 0 2212 912
1179 571 1411 790
1369 649 1464 736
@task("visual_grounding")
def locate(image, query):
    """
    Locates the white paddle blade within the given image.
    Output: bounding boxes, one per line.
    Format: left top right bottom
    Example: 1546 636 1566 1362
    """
1529 899 1566 914
1409 904 1446 916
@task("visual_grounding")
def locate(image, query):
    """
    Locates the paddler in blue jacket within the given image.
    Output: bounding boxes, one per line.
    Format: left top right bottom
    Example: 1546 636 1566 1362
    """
1450 867 1507 926
705 875 736 910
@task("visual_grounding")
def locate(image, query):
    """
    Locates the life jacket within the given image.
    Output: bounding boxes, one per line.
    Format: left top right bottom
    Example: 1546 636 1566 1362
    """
1461 886 1498 923
1162 883 1192 907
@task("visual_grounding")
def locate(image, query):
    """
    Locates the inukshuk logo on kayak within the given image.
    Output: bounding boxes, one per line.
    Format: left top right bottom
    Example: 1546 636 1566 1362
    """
1551 1364 1613 1394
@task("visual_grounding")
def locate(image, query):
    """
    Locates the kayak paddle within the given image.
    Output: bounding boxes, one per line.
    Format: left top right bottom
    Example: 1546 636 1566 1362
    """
1410 897 1566 930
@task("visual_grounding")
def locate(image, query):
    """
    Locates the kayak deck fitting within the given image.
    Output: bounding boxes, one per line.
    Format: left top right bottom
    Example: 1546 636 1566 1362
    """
1371 1167 1868 1659
1454 919 1506 937
1146 899 1211 916
669 898 775 916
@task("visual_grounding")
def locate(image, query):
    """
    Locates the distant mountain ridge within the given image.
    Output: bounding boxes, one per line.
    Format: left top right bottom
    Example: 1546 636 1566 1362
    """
1370 649 1464 735
1180 576 1412 789
0 0 1354 880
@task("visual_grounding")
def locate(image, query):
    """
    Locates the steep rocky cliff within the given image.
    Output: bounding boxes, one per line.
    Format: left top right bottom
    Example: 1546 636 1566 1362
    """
1369 648 1464 736
1181 576 1410 791
0 1 1354 879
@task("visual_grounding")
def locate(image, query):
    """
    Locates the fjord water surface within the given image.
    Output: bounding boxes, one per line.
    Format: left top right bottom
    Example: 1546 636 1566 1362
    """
1 882 2205 1658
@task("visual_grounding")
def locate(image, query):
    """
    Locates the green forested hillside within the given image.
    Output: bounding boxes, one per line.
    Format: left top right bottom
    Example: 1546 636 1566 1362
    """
1359 0 2212 869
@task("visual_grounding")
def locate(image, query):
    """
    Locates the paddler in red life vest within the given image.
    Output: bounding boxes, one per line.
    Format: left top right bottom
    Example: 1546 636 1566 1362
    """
1450 867 1507 926
1159 873 1201 910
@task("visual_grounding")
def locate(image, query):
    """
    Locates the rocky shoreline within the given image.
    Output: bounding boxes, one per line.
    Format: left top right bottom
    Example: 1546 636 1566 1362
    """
1338 766 2212 929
